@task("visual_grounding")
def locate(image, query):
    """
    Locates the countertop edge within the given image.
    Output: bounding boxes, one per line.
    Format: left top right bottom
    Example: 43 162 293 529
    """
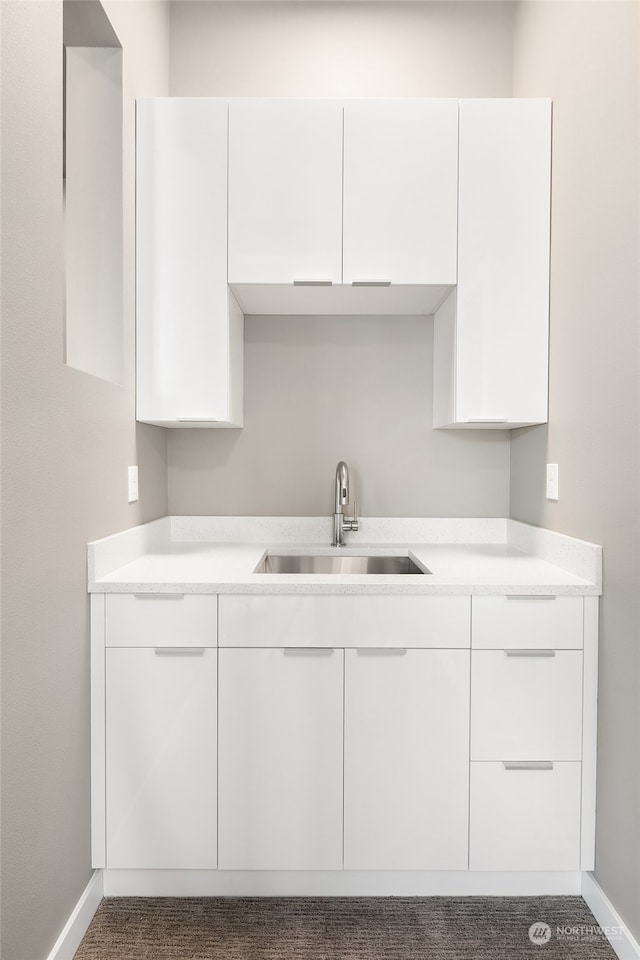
88 581 600 596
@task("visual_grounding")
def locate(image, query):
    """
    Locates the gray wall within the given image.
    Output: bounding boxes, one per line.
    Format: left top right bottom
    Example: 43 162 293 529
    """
169 316 510 517
169 0 515 99
510 0 640 942
0 3 169 957
167 0 514 518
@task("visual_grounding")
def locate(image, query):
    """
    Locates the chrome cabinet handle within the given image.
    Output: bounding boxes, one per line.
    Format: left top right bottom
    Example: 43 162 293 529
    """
351 280 391 287
357 648 407 656
134 594 184 600
283 648 334 656
154 648 205 656
503 761 554 771
177 418 219 423
293 280 333 286
505 595 556 601
504 649 556 658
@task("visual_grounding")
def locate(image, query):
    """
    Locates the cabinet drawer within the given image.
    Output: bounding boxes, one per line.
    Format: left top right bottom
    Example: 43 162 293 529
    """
471 650 582 760
105 594 218 647
472 596 583 649
469 761 581 871
219 595 470 648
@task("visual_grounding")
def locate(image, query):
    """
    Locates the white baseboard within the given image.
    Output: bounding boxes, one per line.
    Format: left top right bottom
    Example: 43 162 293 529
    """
102 868 582 897
44 866 640 960
46 870 103 960
582 872 640 960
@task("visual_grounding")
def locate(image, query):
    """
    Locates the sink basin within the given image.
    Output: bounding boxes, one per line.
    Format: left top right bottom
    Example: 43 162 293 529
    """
256 554 429 575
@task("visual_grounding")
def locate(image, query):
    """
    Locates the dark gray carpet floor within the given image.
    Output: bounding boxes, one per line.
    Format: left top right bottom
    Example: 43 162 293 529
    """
73 896 618 959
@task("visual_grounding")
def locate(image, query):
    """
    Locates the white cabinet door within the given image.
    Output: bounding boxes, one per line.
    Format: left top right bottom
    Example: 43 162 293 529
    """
343 99 458 285
228 100 343 285
470 761 582 870
471 650 583 761
106 648 217 868
434 99 551 429
218 648 343 870
136 98 243 428
344 649 469 870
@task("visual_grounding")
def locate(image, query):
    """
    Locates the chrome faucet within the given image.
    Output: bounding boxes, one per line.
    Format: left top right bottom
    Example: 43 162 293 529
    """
332 461 359 547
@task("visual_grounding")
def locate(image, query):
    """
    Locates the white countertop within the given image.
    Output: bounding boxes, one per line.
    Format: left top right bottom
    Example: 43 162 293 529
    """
88 518 602 596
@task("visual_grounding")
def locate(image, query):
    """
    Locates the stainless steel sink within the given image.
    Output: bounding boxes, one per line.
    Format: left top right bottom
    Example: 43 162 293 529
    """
256 554 429 575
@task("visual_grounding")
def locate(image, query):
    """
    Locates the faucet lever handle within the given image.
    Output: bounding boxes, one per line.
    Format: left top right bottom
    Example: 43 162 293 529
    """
345 499 359 533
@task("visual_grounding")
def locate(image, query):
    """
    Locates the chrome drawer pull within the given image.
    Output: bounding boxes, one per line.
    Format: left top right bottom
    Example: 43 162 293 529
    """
134 594 184 600
503 761 554 771
154 648 205 656
504 649 556 658
283 648 334 656
351 280 392 287
293 280 333 286
505 595 556 601
357 648 407 656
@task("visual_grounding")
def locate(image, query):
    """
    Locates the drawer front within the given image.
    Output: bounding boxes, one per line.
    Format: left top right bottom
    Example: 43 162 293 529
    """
106 594 218 647
471 650 582 760
218 595 470 648
470 761 582 871
472 596 583 649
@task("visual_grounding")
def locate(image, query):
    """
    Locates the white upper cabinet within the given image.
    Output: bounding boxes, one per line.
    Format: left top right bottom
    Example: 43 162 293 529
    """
433 98 551 429
228 100 343 288
135 96 552 426
136 98 243 428
227 98 458 315
343 99 458 286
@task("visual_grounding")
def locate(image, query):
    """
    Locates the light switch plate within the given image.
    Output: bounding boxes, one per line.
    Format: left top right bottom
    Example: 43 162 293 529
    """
546 463 559 501
128 465 139 503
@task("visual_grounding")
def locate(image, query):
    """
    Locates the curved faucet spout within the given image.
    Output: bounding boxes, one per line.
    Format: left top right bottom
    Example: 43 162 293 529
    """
332 461 359 547
335 461 349 514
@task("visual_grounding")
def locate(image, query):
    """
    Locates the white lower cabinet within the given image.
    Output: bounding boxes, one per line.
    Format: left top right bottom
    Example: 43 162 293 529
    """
105 647 217 869
344 649 470 869
471 650 583 760
95 588 595 882
218 648 344 870
469 761 582 871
